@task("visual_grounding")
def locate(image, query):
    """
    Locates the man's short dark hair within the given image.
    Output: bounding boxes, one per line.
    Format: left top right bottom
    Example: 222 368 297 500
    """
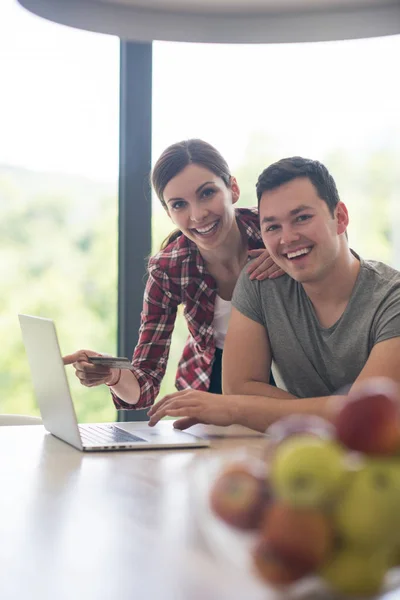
256 157 340 216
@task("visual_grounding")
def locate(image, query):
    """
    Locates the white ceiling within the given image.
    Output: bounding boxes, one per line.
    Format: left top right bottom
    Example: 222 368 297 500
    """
17 0 400 43
97 0 387 13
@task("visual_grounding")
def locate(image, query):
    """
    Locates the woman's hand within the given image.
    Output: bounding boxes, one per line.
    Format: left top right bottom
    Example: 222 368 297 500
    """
147 389 237 430
247 248 284 281
63 349 120 387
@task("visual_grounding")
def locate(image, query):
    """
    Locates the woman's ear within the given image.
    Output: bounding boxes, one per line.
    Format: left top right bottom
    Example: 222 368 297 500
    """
336 201 349 235
230 176 240 205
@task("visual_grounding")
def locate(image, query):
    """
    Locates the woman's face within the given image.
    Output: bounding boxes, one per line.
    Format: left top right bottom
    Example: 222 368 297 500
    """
163 164 240 251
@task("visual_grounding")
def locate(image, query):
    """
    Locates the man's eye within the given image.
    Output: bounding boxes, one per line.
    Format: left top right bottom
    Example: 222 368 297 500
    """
296 214 312 222
265 224 279 233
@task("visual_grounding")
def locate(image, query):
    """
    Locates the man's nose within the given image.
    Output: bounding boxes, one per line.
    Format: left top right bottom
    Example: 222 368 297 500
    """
280 225 300 246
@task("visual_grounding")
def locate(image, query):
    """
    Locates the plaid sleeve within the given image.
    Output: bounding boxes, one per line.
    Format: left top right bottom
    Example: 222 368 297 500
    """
111 266 180 410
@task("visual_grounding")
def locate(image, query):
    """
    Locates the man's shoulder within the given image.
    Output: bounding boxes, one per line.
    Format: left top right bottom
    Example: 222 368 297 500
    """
235 268 298 304
256 271 299 293
361 259 400 288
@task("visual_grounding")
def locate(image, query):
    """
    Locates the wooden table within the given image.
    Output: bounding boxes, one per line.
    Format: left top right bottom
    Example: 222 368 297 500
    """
0 423 399 600
0 423 268 600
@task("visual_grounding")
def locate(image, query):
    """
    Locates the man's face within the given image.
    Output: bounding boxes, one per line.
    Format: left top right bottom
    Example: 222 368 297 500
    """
259 177 348 284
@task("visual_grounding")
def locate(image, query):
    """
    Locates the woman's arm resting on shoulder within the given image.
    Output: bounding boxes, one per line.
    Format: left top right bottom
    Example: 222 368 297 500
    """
222 307 295 400
247 249 285 281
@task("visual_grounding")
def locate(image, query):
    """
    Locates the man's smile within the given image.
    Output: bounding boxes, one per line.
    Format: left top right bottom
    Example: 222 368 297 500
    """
282 246 313 261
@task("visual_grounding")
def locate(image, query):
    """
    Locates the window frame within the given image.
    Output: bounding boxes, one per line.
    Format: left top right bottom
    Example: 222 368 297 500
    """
117 41 152 422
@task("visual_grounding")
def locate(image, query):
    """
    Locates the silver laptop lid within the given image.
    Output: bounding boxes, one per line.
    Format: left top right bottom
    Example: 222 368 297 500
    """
18 314 83 450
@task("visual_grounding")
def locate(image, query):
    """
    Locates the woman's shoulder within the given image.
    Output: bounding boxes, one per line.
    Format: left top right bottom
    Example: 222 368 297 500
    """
235 206 260 228
148 233 199 275
235 206 259 220
235 207 263 246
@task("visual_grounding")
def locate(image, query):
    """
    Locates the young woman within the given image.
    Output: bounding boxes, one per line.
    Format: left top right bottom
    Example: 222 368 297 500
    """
64 139 282 410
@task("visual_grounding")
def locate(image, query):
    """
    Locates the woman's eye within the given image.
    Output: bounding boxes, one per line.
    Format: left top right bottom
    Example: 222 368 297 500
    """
171 200 186 210
265 225 280 233
201 188 215 199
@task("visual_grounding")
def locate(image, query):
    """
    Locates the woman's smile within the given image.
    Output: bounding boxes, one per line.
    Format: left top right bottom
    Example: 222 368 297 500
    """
191 219 220 238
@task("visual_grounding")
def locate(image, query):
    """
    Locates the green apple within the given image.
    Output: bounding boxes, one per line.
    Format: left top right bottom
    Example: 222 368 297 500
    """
334 457 400 550
270 435 348 509
320 545 389 596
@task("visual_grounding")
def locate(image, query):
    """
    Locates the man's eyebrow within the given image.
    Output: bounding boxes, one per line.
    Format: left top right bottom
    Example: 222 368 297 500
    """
166 181 215 204
261 204 314 223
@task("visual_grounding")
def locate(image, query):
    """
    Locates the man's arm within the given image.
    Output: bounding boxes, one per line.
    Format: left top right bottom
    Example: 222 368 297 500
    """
221 307 338 430
147 290 400 433
222 307 295 400
223 307 400 431
350 337 400 385
147 336 400 433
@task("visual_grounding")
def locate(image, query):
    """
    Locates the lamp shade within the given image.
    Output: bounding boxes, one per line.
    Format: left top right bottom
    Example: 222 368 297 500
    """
17 0 400 43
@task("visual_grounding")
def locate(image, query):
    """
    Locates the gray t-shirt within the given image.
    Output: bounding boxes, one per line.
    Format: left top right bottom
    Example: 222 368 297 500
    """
232 257 400 398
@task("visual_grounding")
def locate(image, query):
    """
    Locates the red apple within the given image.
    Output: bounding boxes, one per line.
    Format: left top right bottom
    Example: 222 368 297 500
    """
334 377 400 455
210 463 272 530
252 536 311 585
261 503 334 570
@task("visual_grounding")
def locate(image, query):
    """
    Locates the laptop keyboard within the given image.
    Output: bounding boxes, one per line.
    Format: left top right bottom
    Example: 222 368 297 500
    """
78 424 146 446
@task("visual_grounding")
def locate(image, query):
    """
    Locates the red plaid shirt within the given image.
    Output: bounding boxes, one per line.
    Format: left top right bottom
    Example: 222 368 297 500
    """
113 208 263 410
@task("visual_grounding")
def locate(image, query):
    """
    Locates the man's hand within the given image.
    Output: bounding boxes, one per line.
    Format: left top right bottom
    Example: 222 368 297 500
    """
63 349 119 387
147 390 237 430
247 248 285 281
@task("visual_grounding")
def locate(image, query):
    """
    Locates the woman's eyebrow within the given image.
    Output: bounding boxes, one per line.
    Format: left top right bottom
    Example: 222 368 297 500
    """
167 181 215 204
195 181 215 194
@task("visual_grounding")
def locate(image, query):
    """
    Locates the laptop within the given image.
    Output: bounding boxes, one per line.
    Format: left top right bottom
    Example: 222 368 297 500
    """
18 314 210 452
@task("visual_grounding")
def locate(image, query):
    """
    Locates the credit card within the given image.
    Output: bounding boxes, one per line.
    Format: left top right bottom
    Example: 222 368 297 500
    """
88 356 133 369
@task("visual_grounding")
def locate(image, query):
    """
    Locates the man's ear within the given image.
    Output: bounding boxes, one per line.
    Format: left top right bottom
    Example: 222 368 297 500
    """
230 176 240 205
336 201 349 235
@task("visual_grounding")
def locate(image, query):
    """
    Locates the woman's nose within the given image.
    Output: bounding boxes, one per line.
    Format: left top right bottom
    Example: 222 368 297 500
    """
190 205 209 223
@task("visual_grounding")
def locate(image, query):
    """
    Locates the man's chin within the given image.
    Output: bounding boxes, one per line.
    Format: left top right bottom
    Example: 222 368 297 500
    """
272 259 313 283
285 268 314 283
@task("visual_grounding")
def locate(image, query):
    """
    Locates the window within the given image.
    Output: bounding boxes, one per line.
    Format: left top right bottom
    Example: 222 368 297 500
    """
0 1 119 422
152 36 400 396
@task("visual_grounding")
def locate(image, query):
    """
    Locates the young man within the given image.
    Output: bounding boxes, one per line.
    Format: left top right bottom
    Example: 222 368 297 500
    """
148 157 400 432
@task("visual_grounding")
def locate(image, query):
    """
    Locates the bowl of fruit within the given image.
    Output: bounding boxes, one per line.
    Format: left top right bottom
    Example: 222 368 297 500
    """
197 377 400 599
